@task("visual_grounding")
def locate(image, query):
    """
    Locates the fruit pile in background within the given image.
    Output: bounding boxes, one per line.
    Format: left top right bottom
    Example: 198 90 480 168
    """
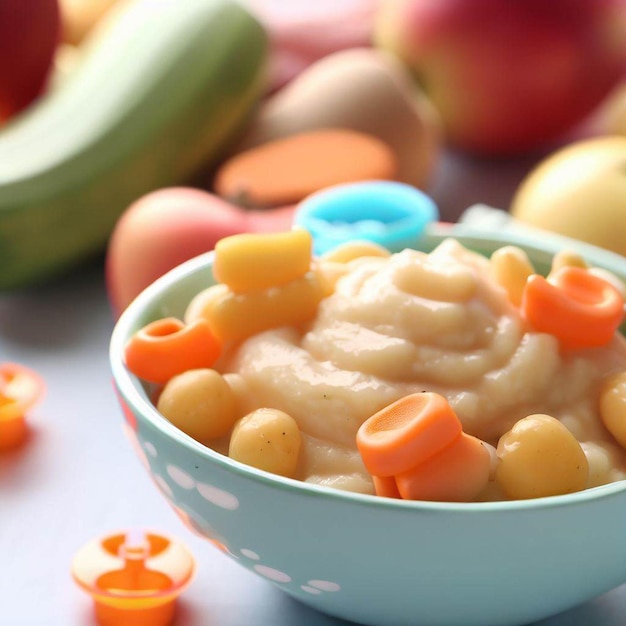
1 0 626 312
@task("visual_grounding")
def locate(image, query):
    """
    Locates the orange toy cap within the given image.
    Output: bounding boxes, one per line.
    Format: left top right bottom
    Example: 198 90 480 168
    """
72 529 195 626
0 362 45 450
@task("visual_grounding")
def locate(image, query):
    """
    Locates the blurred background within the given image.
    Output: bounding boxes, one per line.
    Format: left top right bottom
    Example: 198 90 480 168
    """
2 0 626 309
2 1 626 625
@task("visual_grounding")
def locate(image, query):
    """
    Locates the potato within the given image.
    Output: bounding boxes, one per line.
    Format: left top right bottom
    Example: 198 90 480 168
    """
233 48 442 191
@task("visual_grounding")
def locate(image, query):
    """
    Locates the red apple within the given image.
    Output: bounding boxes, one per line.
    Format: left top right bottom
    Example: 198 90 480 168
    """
0 0 61 123
105 187 296 316
375 0 626 155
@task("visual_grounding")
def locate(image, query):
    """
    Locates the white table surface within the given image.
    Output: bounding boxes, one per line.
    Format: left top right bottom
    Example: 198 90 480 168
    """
2 149 625 626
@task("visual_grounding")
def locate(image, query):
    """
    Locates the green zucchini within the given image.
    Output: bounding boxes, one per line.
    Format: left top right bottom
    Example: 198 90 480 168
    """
0 0 268 289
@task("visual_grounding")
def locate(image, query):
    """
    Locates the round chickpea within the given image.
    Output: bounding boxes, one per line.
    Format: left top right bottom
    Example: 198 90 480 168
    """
495 414 589 500
321 240 391 264
157 369 237 442
184 284 229 326
313 259 349 297
229 408 302 478
599 371 626 450
489 245 534 307
550 249 588 274
580 441 613 488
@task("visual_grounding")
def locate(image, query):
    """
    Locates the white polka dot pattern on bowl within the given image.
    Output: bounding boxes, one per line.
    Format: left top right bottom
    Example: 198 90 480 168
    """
166 464 195 489
131 440 343 599
196 481 240 510
308 580 341 592
122 424 150 470
143 441 158 458
254 564 292 583
239 547 342 596
152 474 174 498
240 548 260 560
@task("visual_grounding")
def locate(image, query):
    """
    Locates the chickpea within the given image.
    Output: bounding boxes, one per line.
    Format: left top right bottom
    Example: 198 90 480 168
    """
599 371 626 450
157 369 237 442
313 259 349 297
489 245 534 307
495 414 589 500
229 408 301 478
184 284 229 326
186 273 323 344
321 240 391 264
550 249 588 274
580 441 613 488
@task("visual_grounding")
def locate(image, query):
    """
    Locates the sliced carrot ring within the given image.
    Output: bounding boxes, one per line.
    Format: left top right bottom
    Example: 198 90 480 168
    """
356 392 463 477
395 433 491 502
124 317 221 384
372 475 401 499
521 266 624 350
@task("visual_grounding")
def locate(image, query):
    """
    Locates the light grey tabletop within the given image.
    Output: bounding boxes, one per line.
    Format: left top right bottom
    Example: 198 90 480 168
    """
2 149 625 626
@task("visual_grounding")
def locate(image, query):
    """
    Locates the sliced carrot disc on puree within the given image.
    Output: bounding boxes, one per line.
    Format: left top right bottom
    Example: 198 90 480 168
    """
521 266 624 351
395 433 491 502
372 475 402 499
356 392 463 477
214 128 398 208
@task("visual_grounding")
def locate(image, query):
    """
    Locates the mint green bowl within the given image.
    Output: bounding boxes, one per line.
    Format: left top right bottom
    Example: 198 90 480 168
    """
110 223 626 626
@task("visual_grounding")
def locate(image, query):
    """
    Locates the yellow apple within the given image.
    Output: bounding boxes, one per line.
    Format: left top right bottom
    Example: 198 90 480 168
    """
510 136 626 256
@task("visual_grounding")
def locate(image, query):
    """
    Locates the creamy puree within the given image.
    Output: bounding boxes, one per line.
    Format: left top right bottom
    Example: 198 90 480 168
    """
221 240 626 496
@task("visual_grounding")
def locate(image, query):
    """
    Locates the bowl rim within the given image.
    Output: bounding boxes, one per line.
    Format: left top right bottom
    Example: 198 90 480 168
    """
109 221 626 514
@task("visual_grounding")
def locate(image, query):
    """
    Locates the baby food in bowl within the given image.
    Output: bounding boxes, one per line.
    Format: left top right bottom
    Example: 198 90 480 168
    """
123 227 626 504
111 224 626 626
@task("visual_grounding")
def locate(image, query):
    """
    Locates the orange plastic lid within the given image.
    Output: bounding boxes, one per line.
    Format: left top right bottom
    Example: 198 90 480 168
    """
72 529 195 626
0 362 45 450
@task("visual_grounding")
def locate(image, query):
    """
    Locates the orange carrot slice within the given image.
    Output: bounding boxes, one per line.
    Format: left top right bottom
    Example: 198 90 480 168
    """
124 317 221 384
521 266 624 350
356 392 463 477
395 433 491 502
214 128 398 208
372 475 402 499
